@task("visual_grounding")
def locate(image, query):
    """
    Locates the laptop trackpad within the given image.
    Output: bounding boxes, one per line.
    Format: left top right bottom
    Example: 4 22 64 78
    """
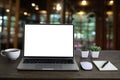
35 64 62 70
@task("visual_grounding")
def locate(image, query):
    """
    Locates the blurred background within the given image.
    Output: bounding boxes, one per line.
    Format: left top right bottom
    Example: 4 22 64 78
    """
0 0 120 50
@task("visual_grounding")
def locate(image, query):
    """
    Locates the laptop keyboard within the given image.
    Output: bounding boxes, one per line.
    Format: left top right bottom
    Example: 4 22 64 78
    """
23 58 74 64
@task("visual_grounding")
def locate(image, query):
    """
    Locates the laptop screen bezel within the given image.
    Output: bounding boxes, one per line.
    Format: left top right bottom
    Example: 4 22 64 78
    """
22 24 74 59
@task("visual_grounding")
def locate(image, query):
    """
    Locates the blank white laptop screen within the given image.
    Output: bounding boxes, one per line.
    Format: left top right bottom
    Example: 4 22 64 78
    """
24 24 73 57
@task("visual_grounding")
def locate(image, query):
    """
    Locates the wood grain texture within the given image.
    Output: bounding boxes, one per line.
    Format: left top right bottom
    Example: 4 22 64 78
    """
0 50 120 80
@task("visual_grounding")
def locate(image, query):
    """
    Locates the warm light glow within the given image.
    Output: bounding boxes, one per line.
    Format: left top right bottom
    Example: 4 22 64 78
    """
24 12 28 16
80 0 88 6
28 13 31 16
65 11 71 15
31 3 36 7
6 9 10 13
39 10 47 14
106 11 113 16
76 11 86 15
53 6 56 10
56 4 61 11
35 5 39 10
108 0 114 6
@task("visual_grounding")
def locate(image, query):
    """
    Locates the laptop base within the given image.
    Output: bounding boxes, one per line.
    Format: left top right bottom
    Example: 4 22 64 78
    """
17 58 79 71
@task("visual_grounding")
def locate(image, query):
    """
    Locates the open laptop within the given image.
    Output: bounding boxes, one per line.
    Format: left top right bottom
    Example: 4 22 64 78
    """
17 24 79 71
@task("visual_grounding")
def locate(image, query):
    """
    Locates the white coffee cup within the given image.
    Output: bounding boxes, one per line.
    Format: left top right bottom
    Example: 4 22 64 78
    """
0 48 20 60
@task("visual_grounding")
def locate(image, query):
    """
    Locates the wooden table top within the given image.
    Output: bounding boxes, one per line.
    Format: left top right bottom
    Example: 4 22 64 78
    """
0 50 120 80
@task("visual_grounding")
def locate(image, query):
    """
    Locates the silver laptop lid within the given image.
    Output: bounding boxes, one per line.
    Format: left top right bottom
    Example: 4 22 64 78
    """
24 24 73 57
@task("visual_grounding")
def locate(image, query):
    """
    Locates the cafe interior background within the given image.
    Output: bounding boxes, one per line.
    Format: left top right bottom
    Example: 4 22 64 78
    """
0 0 120 51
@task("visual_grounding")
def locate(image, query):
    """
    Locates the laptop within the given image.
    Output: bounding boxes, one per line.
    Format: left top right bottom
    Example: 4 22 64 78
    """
17 24 79 71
